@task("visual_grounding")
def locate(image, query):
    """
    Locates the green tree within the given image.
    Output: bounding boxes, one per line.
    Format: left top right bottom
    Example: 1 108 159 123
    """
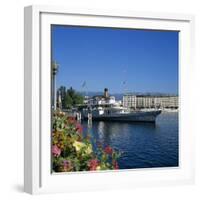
58 86 84 109
67 87 75 99
65 94 73 109
73 93 84 105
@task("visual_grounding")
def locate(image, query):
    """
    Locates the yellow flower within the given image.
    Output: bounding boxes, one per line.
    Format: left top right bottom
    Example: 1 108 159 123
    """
85 144 93 155
96 166 101 170
73 141 85 152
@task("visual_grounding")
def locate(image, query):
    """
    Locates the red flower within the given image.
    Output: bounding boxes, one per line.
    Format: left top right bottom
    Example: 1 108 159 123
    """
113 161 119 170
104 146 113 154
88 159 99 171
67 116 76 124
75 123 83 133
52 145 61 157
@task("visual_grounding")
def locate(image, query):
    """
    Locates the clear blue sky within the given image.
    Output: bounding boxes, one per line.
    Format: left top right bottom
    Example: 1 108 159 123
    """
52 25 178 94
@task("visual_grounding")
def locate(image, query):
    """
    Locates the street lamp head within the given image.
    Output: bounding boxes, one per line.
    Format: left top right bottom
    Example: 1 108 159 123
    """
52 60 59 75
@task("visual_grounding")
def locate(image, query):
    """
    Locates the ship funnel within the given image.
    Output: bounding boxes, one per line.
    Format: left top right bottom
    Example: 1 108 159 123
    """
104 88 109 98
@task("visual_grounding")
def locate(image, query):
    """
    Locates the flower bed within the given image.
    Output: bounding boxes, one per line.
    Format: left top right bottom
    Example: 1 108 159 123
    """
52 111 120 172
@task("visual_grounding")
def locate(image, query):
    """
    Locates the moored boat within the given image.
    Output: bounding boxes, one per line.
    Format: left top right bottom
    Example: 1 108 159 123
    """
82 106 161 123
81 88 162 122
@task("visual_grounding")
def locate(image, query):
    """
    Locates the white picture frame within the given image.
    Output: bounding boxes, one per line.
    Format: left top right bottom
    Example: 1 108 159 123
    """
24 5 195 194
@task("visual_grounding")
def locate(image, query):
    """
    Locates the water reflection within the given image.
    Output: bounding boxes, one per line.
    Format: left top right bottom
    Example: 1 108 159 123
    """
82 112 178 169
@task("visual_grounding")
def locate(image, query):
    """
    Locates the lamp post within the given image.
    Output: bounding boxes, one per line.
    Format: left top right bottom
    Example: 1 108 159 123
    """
52 60 59 110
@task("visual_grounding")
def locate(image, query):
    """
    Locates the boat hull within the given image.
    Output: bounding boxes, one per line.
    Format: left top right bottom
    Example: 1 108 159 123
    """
83 110 162 123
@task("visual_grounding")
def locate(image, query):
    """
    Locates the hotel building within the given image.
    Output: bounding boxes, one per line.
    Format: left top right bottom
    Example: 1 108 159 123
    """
123 94 178 109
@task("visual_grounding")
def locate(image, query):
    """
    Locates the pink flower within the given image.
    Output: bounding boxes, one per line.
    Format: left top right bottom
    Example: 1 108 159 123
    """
104 146 113 154
52 145 61 157
75 123 83 133
113 161 119 170
88 159 99 171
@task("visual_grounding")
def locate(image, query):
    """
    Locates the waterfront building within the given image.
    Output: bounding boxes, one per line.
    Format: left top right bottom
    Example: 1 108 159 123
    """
154 96 178 108
122 94 137 109
123 94 178 109
136 95 155 109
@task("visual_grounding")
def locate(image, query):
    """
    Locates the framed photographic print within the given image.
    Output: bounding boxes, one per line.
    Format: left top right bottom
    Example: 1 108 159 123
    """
24 5 195 194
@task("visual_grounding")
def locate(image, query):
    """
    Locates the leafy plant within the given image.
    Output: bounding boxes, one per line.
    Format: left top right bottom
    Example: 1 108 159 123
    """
52 111 120 172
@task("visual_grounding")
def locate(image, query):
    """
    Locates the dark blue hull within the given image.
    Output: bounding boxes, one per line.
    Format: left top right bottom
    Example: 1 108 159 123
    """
83 110 162 122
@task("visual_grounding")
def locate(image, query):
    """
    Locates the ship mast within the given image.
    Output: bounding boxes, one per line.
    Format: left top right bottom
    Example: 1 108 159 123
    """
122 69 128 95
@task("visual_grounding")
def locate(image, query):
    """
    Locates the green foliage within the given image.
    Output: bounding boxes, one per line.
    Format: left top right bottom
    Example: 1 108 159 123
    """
52 111 120 172
73 93 84 105
58 86 84 109
65 95 73 109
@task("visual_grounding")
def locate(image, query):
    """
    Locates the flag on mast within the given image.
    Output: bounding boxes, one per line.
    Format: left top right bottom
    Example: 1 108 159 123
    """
82 81 86 88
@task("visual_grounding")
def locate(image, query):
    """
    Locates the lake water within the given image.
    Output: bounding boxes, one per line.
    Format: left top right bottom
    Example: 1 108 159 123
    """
82 112 179 169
